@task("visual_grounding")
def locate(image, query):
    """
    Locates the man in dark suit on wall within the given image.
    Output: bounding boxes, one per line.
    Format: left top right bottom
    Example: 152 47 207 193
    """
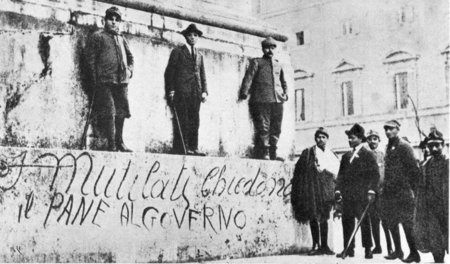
380 120 421 263
164 23 208 155
239 37 288 160
335 124 380 259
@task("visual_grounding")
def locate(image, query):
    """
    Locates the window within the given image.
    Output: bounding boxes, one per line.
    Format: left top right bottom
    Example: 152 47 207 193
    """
296 31 304 46
342 21 352 35
394 72 408 109
341 81 354 116
295 89 305 121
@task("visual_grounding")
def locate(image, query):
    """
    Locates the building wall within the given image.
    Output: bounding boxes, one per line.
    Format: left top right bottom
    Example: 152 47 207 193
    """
257 0 449 154
0 0 295 158
0 146 309 262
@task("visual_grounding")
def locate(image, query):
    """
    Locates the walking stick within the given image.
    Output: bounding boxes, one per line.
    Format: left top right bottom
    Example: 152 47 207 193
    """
81 89 96 149
171 102 187 155
341 201 372 259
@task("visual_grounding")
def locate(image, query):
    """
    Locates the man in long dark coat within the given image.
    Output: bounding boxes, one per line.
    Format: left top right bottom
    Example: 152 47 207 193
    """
335 124 380 259
85 6 134 152
380 120 421 263
165 24 208 155
291 127 340 255
414 129 448 263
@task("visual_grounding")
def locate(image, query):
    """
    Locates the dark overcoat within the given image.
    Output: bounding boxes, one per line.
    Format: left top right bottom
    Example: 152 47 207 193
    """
335 146 380 216
291 146 336 224
379 137 420 227
414 154 449 253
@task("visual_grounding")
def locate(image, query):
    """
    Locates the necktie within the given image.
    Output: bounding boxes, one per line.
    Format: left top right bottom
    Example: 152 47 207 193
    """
191 46 195 60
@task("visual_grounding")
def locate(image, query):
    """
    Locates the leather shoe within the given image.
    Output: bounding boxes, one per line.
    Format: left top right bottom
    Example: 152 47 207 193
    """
117 143 132 152
402 252 420 263
336 249 354 258
372 246 382 254
186 150 195 155
307 249 321 256
192 149 206 156
385 250 404 260
365 248 373 259
319 246 335 255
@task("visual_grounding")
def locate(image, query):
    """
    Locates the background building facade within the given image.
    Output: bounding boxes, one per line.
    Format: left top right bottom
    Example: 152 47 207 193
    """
255 0 449 154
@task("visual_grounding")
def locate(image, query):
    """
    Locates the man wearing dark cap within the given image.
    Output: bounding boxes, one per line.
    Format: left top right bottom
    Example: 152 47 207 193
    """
415 129 448 263
85 6 134 152
366 129 395 256
335 124 380 259
164 23 208 155
239 37 288 160
380 120 421 263
291 127 340 255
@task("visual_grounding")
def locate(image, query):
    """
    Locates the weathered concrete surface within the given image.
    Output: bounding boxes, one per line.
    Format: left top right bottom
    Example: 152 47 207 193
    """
0 0 295 159
0 147 312 262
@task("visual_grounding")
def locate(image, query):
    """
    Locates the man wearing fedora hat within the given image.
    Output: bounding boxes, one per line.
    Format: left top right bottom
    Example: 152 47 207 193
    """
380 120 421 263
335 124 380 259
164 23 208 155
291 127 340 255
239 37 288 160
366 129 395 256
85 6 134 152
414 128 448 263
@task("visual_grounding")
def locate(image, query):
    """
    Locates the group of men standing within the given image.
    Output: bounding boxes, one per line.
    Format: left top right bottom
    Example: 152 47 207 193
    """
85 6 288 159
292 121 448 263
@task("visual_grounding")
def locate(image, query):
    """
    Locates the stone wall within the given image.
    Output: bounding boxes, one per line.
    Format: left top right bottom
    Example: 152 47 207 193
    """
0 147 310 262
0 0 295 158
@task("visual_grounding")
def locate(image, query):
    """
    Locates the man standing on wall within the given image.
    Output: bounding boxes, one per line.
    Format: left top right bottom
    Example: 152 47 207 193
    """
291 127 340 255
380 120 421 263
164 23 208 156
85 6 134 152
415 129 448 263
239 37 288 160
366 129 395 256
335 124 380 259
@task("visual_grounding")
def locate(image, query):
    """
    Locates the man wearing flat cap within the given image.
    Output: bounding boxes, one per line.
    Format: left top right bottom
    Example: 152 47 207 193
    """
415 128 448 263
164 23 208 155
335 124 380 259
366 129 395 257
85 6 134 152
239 37 288 160
380 119 421 262
291 127 340 255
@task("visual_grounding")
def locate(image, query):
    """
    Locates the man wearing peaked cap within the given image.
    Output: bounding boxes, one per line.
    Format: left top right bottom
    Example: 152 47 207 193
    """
415 128 448 263
239 36 288 160
291 127 339 256
335 124 380 259
383 119 401 129
366 129 395 256
380 119 421 262
165 23 208 156
85 6 134 152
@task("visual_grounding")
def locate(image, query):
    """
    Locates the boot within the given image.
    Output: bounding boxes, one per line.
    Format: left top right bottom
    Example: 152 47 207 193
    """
115 117 132 152
99 117 116 151
269 146 284 161
261 147 270 160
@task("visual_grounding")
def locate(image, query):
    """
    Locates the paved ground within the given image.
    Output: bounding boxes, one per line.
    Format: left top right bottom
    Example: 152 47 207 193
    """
203 252 441 264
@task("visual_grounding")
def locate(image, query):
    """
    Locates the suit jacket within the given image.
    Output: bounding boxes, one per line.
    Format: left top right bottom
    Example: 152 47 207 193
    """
164 45 207 101
336 146 380 204
240 57 288 103
85 29 134 85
